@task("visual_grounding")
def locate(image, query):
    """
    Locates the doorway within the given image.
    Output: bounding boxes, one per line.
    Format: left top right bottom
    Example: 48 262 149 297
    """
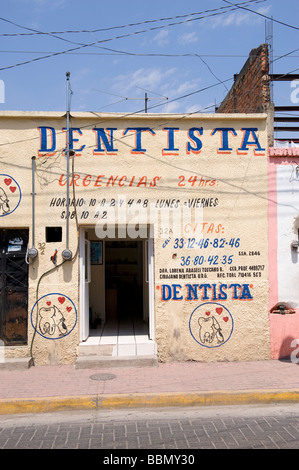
105 240 144 322
79 227 155 354
0 229 29 345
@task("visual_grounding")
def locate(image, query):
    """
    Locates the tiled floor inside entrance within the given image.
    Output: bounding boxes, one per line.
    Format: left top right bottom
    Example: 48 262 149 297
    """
79 319 157 357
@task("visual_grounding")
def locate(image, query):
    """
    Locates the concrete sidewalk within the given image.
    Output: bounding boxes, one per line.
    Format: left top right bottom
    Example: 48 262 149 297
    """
0 359 299 415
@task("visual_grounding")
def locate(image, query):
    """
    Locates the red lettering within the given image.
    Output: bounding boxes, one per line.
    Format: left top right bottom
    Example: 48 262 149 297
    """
137 176 147 187
59 174 67 186
106 175 118 186
119 176 127 186
94 175 105 187
58 173 162 188
129 176 135 187
150 176 161 187
71 174 80 186
83 174 92 187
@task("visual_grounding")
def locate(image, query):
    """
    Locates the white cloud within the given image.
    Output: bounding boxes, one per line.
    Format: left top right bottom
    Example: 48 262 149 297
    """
153 30 169 47
112 67 176 97
163 101 180 113
16 0 66 26
211 5 271 28
110 68 204 113
17 0 66 9
168 78 200 96
178 31 198 45
72 68 90 82
185 104 202 114
185 102 215 114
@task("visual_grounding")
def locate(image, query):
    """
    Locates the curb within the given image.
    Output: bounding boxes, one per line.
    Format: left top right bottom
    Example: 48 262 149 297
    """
1 389 299 414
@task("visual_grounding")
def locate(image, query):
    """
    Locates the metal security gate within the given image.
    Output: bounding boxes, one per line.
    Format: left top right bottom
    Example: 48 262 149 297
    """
0 229 28 345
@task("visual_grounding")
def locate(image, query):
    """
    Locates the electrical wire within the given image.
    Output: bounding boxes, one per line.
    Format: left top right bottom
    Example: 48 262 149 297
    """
16 59 299 198
0 17 87 47
273 48 299 63
0 83 270 195
6 93 266 198
223 0 299 31
0 54 297 154
0 1 266 72
0 50 267 58
0 1 265 37
0 47 297 61
0 61 295 153
0 75 235 150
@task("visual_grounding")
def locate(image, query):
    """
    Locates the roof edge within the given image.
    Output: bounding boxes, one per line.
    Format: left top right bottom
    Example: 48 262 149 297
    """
0 110 268 120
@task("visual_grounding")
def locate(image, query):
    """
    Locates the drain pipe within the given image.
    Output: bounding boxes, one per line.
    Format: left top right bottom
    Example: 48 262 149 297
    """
27 156 38 260
62 71 73 261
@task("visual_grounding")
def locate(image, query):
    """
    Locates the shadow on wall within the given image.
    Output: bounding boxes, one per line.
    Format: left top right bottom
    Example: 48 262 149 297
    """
278 336 299 364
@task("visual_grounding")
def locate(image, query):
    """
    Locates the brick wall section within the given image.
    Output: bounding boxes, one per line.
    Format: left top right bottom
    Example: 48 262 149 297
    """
216 44 271 113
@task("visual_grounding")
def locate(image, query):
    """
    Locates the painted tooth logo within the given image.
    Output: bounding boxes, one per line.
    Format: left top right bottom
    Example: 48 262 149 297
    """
0 174 21 216
31 293 77 340
189 302 234 348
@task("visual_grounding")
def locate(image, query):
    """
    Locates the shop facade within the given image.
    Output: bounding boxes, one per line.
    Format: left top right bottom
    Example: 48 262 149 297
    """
0 111 270 366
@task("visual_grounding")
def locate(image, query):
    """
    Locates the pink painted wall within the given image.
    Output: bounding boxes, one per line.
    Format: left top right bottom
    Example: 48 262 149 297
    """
269 312 299 359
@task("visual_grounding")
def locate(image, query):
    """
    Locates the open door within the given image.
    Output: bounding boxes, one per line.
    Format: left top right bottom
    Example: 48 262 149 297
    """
79 229 90 342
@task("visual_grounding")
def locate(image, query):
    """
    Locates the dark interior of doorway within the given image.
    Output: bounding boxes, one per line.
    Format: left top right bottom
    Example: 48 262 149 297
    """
0 229 28 345
105 240 143 322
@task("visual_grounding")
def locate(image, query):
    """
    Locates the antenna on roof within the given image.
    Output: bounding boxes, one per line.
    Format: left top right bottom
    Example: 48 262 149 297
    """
93 87 168 113
265 17 274 102
136 86 168 113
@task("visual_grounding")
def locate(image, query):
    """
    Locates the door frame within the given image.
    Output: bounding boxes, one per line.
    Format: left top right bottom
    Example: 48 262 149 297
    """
144 236 155 340
79 228 90 342
79 225 155 342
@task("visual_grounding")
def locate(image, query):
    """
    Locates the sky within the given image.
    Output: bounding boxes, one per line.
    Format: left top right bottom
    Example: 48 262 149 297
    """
0 0 298 118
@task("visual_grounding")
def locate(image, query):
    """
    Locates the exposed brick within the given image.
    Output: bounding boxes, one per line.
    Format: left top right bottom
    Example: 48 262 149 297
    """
217 44 270 113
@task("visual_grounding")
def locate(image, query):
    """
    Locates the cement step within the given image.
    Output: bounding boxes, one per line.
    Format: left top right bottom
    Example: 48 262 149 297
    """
77 341 157 357
75 354 158 369
0 357 33 370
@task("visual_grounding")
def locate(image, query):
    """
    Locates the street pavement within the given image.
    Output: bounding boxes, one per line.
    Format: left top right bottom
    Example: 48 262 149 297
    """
1 404 299 449
0 359 299 415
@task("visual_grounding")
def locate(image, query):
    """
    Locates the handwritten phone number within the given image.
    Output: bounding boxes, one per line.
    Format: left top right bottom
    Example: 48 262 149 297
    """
180 254 233 266
174 237 240 249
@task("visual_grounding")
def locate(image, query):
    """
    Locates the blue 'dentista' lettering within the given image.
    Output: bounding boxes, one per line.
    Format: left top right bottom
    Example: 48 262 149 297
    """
37 126 265 156
238 128 265 152
123 127 156 153
187 127 203 153
162 283 253 301
62 127 86 153
211 127 237 152
93 128 118 154
38 126 56 153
